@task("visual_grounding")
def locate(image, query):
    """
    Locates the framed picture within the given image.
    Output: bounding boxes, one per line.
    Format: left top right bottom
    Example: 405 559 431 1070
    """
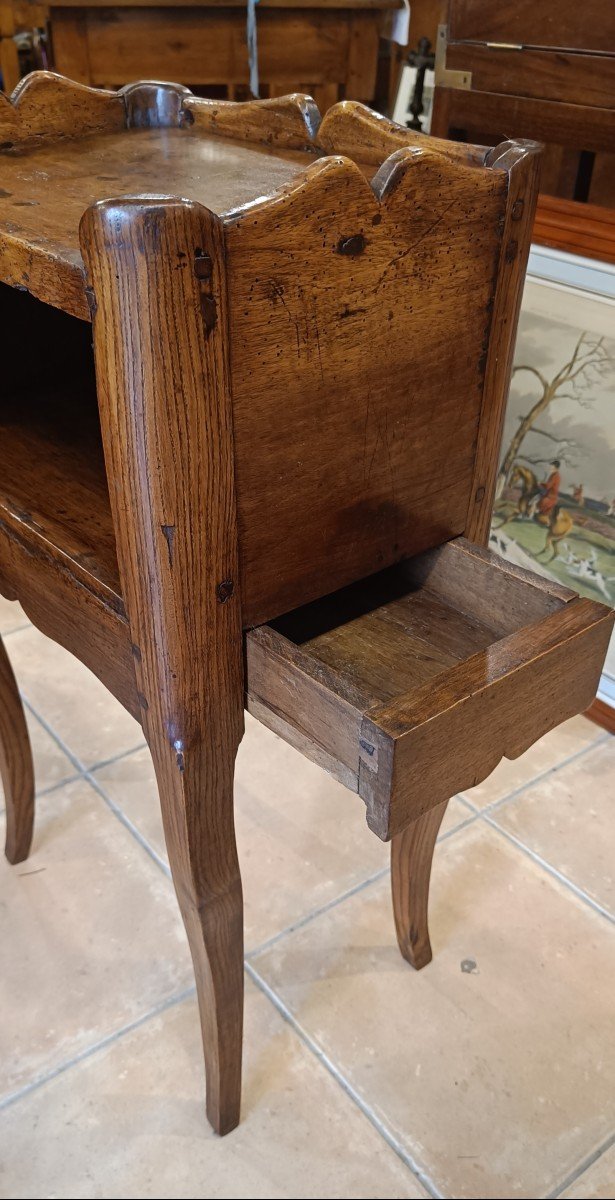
491 206 615 730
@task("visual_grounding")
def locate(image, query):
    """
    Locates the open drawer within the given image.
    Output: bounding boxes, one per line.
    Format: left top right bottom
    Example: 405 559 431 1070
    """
245 538 613 840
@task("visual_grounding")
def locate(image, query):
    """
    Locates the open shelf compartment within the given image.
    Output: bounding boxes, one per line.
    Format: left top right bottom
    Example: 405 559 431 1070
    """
246 537 614 840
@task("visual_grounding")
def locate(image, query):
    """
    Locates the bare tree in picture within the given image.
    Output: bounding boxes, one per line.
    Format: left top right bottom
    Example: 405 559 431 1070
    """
497 333 614 494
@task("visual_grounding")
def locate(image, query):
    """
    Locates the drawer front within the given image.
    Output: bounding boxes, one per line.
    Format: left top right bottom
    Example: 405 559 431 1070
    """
246 539 614 841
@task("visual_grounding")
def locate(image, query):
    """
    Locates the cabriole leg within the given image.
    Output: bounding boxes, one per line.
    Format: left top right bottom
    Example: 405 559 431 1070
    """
81 195 245 1133
390 800 448 970
0 633 34 865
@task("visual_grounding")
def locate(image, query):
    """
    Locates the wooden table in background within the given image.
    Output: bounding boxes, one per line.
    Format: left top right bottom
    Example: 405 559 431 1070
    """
48 0 400 109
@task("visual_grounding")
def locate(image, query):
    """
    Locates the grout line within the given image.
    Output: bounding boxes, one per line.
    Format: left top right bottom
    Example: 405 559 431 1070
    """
18 698 168 872
21 696 146 780
246 865 391 960
84 769 172 879
481 814 615 924
247 810 479 962
546 1129 615 1199
87 742 148 774
0 985 196 1115
0 622 32 639
245 960 443 1200
459 732 611 817
20 697 87 776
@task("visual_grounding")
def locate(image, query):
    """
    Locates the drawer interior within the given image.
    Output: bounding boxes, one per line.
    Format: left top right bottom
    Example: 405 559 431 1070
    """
246 538 613 839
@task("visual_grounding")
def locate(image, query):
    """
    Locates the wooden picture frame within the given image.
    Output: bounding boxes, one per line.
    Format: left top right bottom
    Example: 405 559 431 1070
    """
494 198 615 735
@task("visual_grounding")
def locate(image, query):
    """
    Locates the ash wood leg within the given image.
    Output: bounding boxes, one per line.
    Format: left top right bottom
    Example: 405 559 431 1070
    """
0 634 35 864
150 720 244 1134
390 801 448 970
81 197 245 1134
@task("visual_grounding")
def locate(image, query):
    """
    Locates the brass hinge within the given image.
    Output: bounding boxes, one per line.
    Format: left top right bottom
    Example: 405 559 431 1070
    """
434 25 472 90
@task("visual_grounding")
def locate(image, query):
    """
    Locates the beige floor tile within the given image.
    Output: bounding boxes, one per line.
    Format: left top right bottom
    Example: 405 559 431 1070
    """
252 822 615 1200
0 778 193 1099
460 715 602 809
493 739 615 916
561 1143 615 1198
24 707 77 794
0 595 29 635
3 625 143 767
0 982 428 1200
94 715 471 950
0 706 78 807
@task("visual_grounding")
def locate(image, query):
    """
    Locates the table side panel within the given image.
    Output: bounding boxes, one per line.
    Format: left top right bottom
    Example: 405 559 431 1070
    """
227 152 508 625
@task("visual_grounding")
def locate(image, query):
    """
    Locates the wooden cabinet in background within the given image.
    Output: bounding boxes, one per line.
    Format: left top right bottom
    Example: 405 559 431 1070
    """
48 0 401 110
431 0 615 205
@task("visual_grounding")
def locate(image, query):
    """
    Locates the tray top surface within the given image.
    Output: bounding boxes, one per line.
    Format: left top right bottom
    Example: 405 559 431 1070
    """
0 127 315 269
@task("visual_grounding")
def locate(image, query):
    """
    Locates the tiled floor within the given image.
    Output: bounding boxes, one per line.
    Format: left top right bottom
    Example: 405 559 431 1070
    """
0 594 613 1200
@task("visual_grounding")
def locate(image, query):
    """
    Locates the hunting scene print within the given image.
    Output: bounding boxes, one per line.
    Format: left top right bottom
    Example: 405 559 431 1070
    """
492 280 615 646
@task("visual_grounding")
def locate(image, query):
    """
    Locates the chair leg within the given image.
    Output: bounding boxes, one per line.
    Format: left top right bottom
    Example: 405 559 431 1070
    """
0 634 35 865
390 800 448 970
149 727 244 1136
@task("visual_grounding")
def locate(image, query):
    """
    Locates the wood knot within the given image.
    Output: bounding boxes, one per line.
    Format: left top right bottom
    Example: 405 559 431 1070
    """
216 579 234 603
337 234 366 256
511 199 524 221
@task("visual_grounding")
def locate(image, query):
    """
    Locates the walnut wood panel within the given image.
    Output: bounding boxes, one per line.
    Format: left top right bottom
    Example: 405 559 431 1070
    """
227 148 509 624
446 0 615 53
533 196 615 265
445 43 615 110
432 87 615 157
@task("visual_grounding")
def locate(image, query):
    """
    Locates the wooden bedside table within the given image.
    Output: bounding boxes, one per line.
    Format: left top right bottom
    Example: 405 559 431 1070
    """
0 72 612 1135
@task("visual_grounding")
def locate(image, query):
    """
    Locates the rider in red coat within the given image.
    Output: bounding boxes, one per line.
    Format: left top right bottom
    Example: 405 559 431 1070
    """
538 459 561 516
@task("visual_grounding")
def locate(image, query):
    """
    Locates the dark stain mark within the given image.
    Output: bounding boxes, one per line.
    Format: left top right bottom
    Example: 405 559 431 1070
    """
0 142 14 151
505 239 518 263
161 523 176 569
137 692 149 711
359 738 375 757
194 249 212 280
371 213 382 226
200 293 217 333
131 643 142 663
339 305 367 319
337 234 366 256
475 485 486 504
0 188 11 197
511 198 524 221
216 579 234 603
84 286 97 319
461 958 479 974
195 250 217 334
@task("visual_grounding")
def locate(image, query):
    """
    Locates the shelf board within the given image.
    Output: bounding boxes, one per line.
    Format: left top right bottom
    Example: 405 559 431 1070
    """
0 127 314 319
0 382 122 611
